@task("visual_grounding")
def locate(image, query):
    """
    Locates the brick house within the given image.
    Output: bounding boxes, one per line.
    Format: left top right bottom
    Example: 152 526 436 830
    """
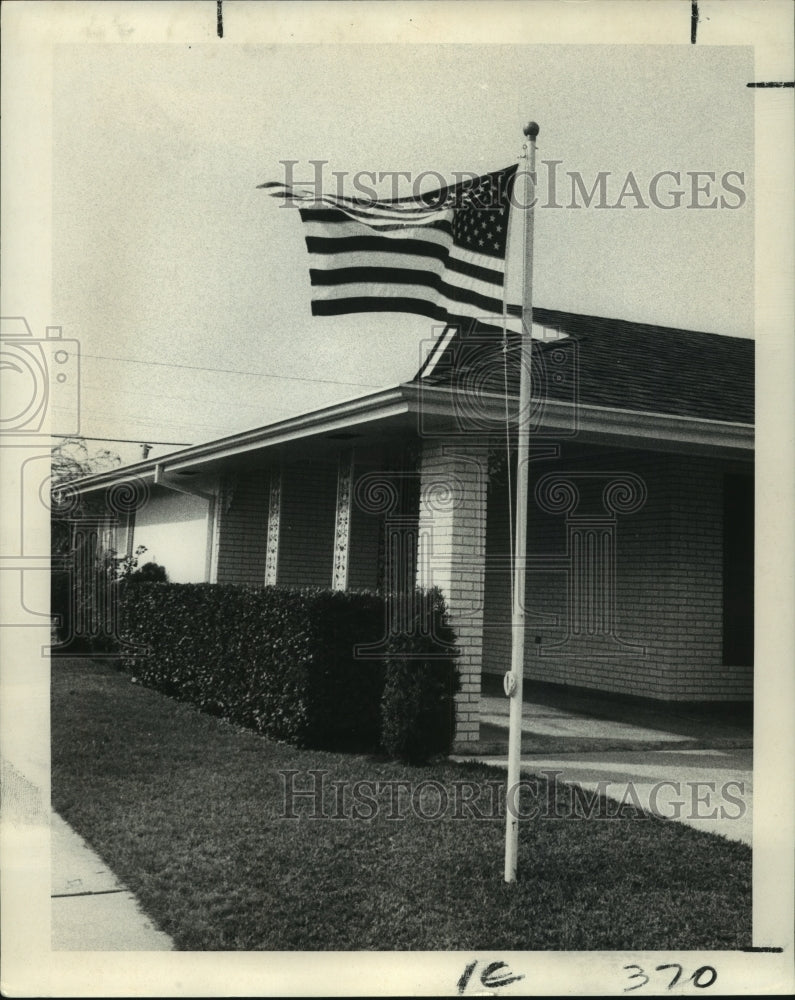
71 308 754 743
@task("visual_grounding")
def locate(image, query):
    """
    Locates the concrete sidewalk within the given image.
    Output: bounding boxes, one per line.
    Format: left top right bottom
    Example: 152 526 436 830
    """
51 811 174 951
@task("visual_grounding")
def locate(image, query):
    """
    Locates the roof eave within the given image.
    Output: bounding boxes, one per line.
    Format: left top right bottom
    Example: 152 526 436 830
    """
400 383 754 456
71 385 413 494
71 380 754 496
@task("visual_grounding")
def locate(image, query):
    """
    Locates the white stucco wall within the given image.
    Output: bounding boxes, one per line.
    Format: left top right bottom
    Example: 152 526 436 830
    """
133 488 210 583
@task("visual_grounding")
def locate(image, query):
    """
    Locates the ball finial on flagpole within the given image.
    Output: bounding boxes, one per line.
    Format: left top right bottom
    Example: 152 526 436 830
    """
524 121 540 139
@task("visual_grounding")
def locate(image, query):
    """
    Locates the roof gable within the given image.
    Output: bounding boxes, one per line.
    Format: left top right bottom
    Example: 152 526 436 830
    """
417 307 754 424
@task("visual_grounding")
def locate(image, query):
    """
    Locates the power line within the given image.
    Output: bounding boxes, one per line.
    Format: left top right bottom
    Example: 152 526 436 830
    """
79 380 287 412
79 352 382 388
52 434 193 446
53 405 239 434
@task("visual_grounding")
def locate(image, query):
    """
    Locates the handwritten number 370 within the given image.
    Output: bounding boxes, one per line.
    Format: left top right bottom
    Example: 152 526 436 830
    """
624 963 718 991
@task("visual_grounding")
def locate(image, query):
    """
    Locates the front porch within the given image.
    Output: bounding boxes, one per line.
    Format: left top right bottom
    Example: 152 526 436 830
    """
201 433 753 745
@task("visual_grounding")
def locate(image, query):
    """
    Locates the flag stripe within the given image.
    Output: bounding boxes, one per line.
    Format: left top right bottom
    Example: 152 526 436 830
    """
308 279 501 316
308 267 507 315
261 179 499 213
275 196 454 226
304 225 453 253
311 296 519 334
272 164 516 203
302 220 507 277
308 280 519 333
309 253 504 304
298 195 456 221
304 240 506 287
298 206 454 232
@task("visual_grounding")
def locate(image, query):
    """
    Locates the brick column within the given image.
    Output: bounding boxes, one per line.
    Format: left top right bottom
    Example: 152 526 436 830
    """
416 440 489 744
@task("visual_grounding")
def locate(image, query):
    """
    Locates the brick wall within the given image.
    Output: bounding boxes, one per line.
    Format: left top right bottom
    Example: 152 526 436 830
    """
667 456 752 700
215 469 270 585
348 451 386 592
216 459 342 588
277 459 337 588
211 440 752 716
483 447 753 702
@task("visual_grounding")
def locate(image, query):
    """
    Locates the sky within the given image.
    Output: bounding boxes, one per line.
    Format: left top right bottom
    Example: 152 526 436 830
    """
52 39 754 463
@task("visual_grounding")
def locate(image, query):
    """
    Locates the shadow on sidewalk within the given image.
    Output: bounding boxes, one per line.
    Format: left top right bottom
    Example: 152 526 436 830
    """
461 675 753 756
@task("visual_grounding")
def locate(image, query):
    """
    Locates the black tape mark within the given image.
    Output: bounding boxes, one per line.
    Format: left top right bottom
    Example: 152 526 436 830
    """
217 0 223 39
691 2 699 44
746 81 795 88
741 946 784 952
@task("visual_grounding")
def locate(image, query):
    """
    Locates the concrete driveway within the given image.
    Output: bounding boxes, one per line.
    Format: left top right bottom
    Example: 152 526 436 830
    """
469 747 752 845
457 695 753 845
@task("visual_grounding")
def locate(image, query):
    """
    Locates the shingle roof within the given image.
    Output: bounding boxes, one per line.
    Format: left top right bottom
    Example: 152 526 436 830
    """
416 307 754 424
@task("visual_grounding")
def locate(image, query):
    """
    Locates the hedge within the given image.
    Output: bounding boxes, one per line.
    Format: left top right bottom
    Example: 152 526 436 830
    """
117 583 459 756
380 589 460 763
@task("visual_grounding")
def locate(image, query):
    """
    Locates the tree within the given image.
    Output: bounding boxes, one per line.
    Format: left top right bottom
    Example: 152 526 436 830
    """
51 438 122 555
51 436 122 489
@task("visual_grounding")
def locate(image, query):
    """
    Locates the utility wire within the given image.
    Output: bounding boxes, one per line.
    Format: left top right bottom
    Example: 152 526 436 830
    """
53 405 241 434
51 434 193 446
79 380 302 412
79 352 382 388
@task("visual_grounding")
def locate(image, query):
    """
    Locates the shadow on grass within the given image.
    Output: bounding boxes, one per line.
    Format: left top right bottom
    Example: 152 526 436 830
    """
52 658 752 952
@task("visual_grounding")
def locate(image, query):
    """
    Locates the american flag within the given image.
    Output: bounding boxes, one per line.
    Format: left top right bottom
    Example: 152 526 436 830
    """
260 165 523 334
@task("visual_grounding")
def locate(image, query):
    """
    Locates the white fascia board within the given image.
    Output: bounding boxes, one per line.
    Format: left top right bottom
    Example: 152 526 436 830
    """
72 387 411 494
401 384 754 455
71 381 754 498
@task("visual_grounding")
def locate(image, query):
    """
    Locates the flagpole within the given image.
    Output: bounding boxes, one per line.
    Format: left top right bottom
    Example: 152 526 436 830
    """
504 120 539 883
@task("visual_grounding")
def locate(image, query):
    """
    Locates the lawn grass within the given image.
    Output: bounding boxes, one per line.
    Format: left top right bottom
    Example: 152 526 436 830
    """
51 657 752 951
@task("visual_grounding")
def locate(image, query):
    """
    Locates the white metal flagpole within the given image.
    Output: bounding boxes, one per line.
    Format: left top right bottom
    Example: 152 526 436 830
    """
504 120 539 883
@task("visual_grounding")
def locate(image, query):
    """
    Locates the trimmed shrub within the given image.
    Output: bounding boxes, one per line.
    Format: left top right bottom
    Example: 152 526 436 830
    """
379 589 460 764
129 561 168 583
117 583 461 756
117 583 390 750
